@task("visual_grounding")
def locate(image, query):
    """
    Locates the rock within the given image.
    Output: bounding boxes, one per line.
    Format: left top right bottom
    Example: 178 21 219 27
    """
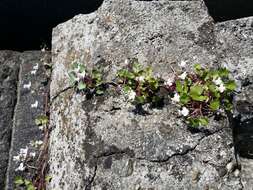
0 51 21 188
215 17 253 190
48 0 246 189
0 51 51 190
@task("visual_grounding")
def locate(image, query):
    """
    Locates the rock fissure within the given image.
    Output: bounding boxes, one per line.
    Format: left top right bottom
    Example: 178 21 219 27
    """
85 165 98 190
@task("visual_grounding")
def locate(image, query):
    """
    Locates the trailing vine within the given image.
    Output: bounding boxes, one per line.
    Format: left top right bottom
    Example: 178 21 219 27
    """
68 59 236 127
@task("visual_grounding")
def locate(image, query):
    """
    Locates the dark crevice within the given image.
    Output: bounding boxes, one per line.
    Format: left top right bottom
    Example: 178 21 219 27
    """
147 127 228 163
50 86 73 103
85 165 97 190
0 0 104 51
203 0 253 22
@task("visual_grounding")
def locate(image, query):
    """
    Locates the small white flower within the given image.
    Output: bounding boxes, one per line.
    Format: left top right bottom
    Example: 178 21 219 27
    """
16 163 25 171
164 78 174 86
31 101 38 108
179 60 187 67
179 107 189 117
77 71 86 79
128 90 136 101
171 93 180 103
125 59 130 65
39 125 44 130
178 72 187 80
136 76 145 82
31 70 37 75
23 82 31 89
33 63 39 70
35 140 43 147
13 155 20 162
30 152 36 158
218 83 226 93
213 77 223 86
20 147 28 157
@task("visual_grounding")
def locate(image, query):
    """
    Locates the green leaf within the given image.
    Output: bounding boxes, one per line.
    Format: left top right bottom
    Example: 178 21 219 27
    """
45 176 52 183
198 117 209 126
180 93 190 105
92 69 102 80
95 89 104 95
176 80 183 93
71 62 79 70
218 68 229 78
117 69 135 79
24 179 31 186
35 115 49 126
191 94 208 102
77 81 86 90
132 62 142 73
194 64 202 71
14 176 24 185
27 184 36 190
135 96 146 104
190 85 203 96
123 86 131 93
190 85 207 101
188 117 209 127
225 80 236 91
210 99 220 111
68 72 77 84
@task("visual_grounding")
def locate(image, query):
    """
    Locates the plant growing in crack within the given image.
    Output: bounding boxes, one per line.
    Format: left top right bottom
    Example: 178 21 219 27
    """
67 59 236 127
170 63 236 127
116 59 164 106
68 61 107 96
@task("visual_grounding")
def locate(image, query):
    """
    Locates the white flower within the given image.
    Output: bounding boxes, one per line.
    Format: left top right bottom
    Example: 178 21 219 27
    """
23 82 31 89
125 59 130 65
179 107 189 116
179 60 187 67
31 101 38 108
136 76 145 82
178 72 187 80
13 155 20 162
77 71 86 79
16 163 25 171
35 140 44 146
30 152 36 158
20 147 28 157
213 77 223 86
31 70 37 75
218 83 226 93
171 93 180 103
164 78 174 86
33 63 39 70
128 90 136 101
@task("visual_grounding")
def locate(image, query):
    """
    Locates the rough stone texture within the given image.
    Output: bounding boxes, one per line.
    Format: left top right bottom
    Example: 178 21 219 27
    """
0 51 50 190
48 0 252 189
0 51 21 189
215 17 253 190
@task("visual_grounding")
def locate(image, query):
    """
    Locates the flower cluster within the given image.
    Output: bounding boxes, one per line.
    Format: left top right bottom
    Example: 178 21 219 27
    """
68 61 106 95
168 63 236 127
117 59 164 105
68 59 236 127
13 147 36 172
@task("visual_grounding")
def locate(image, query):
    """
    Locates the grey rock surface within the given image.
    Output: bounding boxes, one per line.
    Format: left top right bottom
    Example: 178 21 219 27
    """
0 51 50 190
0 51 21 188
215 17 253 190
48 0 253 189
